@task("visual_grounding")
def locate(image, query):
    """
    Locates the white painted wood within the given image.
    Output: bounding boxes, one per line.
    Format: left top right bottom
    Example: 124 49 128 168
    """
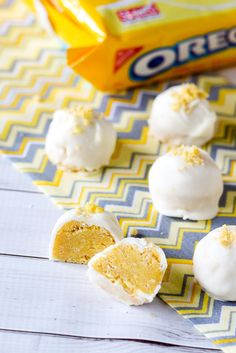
0 188 62 257
0 331 220 353
0 255 215 349
0 156 38 193
0 156 217 352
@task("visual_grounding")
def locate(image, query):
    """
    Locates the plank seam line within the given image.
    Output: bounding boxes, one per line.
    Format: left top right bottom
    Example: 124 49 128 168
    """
0 187 42 195
0 327 219 351
0 253 47 260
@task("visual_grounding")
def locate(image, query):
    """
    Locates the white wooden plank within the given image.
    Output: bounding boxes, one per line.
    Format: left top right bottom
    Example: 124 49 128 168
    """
0 158 216 351
0 156 39 193
0 187 215 349
0 255 216 350
0 331 220 353
0 188 62 257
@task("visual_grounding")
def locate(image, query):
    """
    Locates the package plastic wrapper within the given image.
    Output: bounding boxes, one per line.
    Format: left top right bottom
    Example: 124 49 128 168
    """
24 0 236 90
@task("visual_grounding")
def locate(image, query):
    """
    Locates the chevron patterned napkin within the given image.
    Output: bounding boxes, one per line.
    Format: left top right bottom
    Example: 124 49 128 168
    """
1 1 236 352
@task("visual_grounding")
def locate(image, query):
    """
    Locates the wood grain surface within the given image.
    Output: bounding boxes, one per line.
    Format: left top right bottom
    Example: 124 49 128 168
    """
0 156 220 353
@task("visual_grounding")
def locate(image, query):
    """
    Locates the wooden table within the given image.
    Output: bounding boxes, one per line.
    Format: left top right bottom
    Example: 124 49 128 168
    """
0 156 221 353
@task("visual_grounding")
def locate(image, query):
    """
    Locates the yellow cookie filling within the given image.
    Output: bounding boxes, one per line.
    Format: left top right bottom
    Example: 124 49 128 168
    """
92 243 164 295
52 221 115 264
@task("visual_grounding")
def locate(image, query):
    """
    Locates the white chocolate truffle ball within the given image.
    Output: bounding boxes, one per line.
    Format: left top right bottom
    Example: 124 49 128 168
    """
148 83 217 146
50 203 123 264
148 145 223 220
193 225 236 301
88 238 167 305
45 106 117 171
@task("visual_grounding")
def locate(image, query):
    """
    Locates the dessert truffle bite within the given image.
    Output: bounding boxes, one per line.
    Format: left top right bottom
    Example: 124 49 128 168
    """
193 225 236 301
88 238 167 306
49 203 123 264
45 106 117 172
148 83 217 146
148 145 223 220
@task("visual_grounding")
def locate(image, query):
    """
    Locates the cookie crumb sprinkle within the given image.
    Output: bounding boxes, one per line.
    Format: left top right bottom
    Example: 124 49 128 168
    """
172 83 208 113
219 225 235 247
76 202 104 216
171 145 204 166
130 228 138 236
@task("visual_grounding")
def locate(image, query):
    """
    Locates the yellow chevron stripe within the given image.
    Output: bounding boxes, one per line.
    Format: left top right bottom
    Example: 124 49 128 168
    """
0 136 44 155
2 2 236 351
20 149 48 174
214 338 236 345
35 169 63 188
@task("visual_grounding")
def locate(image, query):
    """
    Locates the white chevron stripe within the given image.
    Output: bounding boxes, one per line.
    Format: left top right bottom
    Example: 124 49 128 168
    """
196 307 236 338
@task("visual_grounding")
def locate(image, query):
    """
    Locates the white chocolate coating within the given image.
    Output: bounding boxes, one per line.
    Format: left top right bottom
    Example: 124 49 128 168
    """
148 84 217 146
148 147 223 220
45 108 117 171
49 208 123 260
87 238 167 306
193 225 236 301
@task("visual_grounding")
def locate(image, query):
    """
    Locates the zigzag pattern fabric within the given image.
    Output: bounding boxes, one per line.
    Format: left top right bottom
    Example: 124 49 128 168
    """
1 1 236 352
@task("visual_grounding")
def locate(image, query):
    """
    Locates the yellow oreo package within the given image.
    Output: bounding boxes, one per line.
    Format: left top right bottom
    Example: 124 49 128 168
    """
25 0 236 90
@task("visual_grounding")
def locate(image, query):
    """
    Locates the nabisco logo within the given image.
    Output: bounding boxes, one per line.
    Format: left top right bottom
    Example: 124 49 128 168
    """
117 3 160 23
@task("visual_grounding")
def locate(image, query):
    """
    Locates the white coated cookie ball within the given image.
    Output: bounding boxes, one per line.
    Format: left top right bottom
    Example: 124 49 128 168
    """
193 225 236 301
148 83 217 146
148 145 223 220
45 106 117 171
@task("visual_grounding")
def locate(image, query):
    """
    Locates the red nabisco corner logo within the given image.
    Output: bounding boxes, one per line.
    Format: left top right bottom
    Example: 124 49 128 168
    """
117 3 160 23
114 47 143 72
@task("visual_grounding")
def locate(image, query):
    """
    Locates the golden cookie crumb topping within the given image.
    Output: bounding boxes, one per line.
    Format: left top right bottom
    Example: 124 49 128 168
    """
219 225 235 247
76 202 104 216
172 83 208 113
130 228 138 236
171 145 204 166
69 106 103 134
